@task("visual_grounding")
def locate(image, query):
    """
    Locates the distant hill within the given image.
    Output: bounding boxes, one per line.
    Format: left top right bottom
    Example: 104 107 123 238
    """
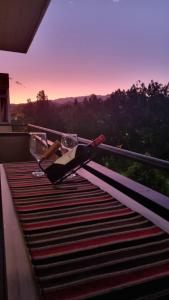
10 94 110 106
53 94 109 105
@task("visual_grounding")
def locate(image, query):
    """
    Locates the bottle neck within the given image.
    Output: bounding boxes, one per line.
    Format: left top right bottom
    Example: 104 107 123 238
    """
89 134 105 148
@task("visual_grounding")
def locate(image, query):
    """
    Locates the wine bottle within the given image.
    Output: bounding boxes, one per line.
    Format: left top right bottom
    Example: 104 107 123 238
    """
45 134 105 182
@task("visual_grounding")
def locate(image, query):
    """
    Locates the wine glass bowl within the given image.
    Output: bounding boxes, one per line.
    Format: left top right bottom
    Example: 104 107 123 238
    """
29 132 48 176
61 134 78 154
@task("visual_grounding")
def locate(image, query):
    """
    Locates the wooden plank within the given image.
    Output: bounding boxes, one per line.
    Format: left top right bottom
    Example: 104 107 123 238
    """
77 163 169 235
0 164 39 300
0 169 7 299
85 161 169 210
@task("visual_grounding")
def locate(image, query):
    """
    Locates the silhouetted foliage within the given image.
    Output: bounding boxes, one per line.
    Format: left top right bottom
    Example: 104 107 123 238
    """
36 90 48 101
11 80 169 195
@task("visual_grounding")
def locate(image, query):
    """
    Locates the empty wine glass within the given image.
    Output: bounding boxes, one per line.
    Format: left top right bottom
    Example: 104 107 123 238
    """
29 132 48 176
61 133 78 154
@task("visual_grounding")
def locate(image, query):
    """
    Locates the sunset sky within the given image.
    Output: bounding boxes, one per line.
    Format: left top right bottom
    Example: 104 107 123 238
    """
0 0 169 104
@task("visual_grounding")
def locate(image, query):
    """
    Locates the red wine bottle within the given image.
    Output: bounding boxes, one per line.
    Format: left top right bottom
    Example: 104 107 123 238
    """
45 134 105 182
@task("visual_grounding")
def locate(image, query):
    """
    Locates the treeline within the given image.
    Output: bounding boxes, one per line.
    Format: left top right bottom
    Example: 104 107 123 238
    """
11 80 169 195
12 80 169 159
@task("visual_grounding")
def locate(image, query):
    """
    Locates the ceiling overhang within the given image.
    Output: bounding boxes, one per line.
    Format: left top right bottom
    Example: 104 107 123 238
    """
0 0 51 53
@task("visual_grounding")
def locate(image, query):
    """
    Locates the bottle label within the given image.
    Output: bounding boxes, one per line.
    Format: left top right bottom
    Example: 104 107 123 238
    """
54 145 78 165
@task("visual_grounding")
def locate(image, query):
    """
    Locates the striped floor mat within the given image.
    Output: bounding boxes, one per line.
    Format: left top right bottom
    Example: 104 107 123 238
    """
4 162 169 300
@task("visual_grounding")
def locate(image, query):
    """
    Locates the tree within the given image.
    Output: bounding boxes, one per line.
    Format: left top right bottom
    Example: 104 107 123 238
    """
36 90 48 101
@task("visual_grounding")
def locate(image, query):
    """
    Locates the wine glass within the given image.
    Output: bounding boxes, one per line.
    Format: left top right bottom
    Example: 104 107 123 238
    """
29 132 48 176
61 133 78 154
61 133 78 178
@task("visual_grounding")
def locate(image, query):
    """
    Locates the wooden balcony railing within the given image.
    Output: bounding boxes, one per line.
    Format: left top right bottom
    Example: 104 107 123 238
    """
28 123 169 172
